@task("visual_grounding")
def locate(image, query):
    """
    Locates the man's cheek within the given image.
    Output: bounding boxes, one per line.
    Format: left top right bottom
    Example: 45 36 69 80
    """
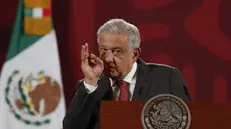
114 57 123 65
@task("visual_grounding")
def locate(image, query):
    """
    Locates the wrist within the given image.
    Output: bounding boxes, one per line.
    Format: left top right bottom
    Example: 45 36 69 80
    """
84 78 98 86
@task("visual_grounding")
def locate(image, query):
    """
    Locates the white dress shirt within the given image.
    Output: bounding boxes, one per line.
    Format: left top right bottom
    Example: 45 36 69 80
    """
84 62 138 100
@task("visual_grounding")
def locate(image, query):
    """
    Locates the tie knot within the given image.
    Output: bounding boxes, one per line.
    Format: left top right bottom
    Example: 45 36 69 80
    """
116 80 127 87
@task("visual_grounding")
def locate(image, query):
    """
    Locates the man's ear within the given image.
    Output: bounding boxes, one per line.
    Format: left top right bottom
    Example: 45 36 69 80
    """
133 47 141 60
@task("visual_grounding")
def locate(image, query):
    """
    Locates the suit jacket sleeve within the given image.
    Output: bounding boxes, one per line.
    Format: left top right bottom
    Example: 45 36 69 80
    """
62 80 98 129
170 68 192 101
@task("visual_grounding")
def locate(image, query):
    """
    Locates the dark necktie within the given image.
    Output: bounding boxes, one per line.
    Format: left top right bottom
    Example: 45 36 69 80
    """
118 80 129 101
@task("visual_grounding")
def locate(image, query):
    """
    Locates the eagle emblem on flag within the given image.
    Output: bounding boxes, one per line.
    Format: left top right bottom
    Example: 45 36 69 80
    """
5 70 62 126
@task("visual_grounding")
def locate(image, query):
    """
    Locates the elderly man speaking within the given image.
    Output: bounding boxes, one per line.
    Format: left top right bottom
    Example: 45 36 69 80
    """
63 18 191 129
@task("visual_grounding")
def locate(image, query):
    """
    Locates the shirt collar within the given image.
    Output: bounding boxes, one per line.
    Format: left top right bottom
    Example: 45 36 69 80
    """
123 62 137 84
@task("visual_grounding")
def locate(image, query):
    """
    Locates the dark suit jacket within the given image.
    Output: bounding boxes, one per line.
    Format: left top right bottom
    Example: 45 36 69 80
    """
63 59 191 129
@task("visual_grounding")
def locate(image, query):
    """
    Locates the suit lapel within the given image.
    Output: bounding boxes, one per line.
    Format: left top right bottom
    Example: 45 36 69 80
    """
132 59 151 100
93 75 112 101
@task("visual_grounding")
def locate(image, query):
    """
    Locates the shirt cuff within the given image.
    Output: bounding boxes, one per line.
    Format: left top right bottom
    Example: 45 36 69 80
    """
83 81 98 94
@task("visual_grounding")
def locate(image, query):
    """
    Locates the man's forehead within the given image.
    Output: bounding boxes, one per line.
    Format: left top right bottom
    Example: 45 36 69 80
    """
98 42 124 49
99 32 129 46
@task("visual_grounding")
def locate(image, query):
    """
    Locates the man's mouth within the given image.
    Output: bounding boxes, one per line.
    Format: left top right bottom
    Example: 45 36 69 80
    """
107 64 116 68
109 67 116 70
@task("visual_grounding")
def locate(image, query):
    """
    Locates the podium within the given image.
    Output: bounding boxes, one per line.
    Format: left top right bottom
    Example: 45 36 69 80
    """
100 101 231 129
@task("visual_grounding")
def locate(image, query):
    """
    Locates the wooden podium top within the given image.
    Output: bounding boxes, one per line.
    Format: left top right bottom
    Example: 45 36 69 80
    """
100 101 231 129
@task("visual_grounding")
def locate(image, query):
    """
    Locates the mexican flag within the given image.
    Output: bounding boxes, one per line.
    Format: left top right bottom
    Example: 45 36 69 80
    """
0 0 66 129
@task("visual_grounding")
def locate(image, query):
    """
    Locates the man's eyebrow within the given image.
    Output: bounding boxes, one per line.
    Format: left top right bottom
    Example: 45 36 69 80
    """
98 46 107 50
99 46 123 49
112 46 122 49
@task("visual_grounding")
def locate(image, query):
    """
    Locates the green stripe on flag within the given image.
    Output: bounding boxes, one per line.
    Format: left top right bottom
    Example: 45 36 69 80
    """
24 8 32 17
6 0 43 61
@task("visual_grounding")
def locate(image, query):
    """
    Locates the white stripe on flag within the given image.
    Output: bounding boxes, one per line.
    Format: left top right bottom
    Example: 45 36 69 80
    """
33 8 43 18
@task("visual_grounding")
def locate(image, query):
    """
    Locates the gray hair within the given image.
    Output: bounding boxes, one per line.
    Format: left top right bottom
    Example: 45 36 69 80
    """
97 19 141 49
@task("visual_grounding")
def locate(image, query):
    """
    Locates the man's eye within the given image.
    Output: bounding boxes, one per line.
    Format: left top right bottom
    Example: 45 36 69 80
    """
113 49 122 54
100 48 107 52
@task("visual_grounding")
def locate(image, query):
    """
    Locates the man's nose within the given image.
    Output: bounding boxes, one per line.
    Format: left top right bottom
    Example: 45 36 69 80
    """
105 51 114 63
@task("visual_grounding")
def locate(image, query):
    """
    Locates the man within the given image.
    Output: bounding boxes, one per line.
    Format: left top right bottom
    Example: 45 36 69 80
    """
63 19 191 129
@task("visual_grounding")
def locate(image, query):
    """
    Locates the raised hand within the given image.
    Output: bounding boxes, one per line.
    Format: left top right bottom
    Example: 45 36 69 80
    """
81 43 104 86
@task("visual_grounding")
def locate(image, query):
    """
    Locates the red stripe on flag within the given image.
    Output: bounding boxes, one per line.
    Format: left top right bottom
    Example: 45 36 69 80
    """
43 8 51 17
213 75 228 102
